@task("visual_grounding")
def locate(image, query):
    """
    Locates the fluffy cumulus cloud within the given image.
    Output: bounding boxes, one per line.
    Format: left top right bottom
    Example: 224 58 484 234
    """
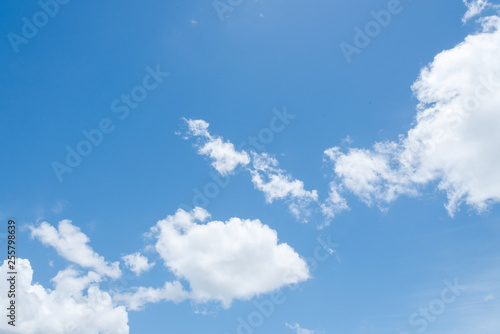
24 211 309 316
0 259 128 334
184 118 250 175
121 252 155 276
324 145 418 207
250 152 319 221
30 220 121 279
150 207 310 308
325 16 500 216
112 281 188 311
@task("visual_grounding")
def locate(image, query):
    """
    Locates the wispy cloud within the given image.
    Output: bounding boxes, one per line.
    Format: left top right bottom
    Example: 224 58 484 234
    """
183 119 319 222
462 0 496 23
250 152 318 222
286 322 322 334
184 118 250 175
30 220 122 279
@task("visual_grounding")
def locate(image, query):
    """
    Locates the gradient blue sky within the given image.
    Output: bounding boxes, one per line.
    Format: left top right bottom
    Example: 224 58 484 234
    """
1 0 500 333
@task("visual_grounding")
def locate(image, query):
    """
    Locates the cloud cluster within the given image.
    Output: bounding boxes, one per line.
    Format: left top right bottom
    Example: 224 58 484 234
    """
326 16 500 216
24 209 309 319
183 119 320 221
150 207 310 308
12 5 500 333
30 220 122 279
0 259 129 334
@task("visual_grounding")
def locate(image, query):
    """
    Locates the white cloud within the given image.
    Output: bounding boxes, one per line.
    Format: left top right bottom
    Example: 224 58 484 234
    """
324 144 417 207
320 182 349 227
185 118 210 137
121 252 155 276
51 200 67 215
151 207 310 308
0 259 128 334
112 281 188 311
286 322 320 334
326 16 500 216
250 152 319 222
184 118 250 175
183 119 318 221
250 153 318 202
462 0 493 23
484 294 495 302
31 220 121 279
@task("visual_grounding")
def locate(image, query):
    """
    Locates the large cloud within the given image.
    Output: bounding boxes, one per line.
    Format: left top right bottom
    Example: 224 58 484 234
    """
150 207 310 308
326 16 500 216
31 220 122 279
0 259 128 334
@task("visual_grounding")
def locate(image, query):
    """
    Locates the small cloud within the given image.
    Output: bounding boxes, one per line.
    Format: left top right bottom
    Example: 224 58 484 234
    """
52 200 67 215
191 19 198 24
462 0 489 23
122 252 155 276
341 135 353 145
143 245 156 256
286 322 322 334
484 294 495 302
183 118 251 175
328 248 342 263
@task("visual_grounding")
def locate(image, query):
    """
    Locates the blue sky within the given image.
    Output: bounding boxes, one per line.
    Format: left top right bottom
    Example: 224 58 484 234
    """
1 0 500 333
